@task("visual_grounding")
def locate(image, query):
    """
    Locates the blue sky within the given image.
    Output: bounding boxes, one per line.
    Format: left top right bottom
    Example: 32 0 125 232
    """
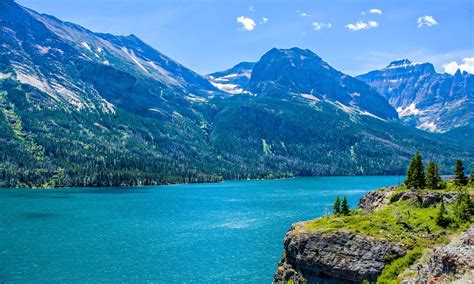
17 0 474 75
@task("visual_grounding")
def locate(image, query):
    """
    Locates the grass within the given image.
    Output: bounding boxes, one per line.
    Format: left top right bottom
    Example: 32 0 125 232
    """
377 247 423 283
305 199 453 247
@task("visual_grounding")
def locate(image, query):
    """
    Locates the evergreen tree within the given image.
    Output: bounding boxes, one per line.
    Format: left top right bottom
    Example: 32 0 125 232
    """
453 189 473 222
341 196 350 216
426 160 441 189
404 152 426 189
436 199 450 228
453 160 468 186
333 196 341 215
470 169 474 186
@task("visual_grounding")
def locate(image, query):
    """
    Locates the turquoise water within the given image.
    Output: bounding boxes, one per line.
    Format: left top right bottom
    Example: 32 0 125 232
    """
0 176 399 282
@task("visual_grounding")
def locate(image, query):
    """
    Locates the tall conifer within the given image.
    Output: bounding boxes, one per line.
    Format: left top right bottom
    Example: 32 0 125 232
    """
453 160 468 186
404 152 426 189
341 196 350 216
426 160 441 189
333 196 341 215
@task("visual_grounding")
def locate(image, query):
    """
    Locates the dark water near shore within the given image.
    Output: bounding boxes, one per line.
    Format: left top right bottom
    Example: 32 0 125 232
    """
0 176 399 282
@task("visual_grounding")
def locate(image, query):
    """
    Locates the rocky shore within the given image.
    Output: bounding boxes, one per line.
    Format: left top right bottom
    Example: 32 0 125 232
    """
273 186 473 283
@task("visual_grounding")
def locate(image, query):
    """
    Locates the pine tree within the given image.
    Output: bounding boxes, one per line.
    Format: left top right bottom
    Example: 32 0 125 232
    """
333 196 341 215
470 169 474 186
454 189 473 222
426 160 441 189
436 199 450 228
453 160 468 186
404 152 426 189
341 196 350 216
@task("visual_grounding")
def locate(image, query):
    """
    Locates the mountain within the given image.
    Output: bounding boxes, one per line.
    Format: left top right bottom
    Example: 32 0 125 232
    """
205 49 473 177
357 59 474 132
247 48 399 120
0 0 228 187
0 0 472 188
207 61 255 94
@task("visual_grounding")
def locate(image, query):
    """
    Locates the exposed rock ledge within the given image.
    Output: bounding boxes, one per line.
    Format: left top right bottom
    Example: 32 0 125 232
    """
410 226 474 283
358 186 459 213
273 222 406 283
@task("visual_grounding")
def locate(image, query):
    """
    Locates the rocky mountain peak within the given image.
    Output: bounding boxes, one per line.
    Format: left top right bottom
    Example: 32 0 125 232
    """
357 59 473 132
383 59 436 74
247 47 398 120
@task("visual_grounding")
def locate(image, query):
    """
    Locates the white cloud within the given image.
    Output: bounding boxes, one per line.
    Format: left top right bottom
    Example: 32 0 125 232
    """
417 15 438 28
312 22 332 31
297 10 309 17
249 6 255 12
260 17 268 24
345 21 379 31
369 9 382 15
443 57 474 74
362 9 382 15
237 16 256 31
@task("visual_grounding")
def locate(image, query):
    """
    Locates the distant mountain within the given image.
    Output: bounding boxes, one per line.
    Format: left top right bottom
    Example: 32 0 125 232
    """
206 49 473 177
248 48 399 120
207 62 255 94
357 59 473 132
1 0 472 188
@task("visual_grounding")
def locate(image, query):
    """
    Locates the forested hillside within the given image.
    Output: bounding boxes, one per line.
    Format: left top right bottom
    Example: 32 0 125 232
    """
0 0 472 188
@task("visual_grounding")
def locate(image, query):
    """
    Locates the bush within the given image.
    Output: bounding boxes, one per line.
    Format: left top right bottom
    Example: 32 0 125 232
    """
378 247 423 282
454 189 473 222
436 200 450 228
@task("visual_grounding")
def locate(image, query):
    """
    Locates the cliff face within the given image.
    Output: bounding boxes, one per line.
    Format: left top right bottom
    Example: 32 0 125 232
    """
274 222 406 283
274 186 473 283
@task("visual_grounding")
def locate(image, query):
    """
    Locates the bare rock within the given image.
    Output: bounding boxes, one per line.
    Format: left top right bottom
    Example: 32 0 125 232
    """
273 222 407 283
414 226 474 283
358 186 398 212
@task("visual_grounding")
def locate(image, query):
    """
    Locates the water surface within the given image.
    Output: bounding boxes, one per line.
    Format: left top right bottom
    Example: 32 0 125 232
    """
0 176 399 282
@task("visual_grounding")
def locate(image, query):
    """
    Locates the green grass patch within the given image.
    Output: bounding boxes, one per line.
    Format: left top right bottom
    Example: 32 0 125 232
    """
377 247 423 283
305 200 451 247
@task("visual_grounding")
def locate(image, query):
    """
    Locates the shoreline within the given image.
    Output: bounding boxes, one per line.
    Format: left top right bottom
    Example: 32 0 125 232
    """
0 174 404 190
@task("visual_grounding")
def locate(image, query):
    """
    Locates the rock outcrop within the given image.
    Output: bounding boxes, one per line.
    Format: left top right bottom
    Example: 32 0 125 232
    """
274 186 472 283
358 186 397 212
358 187 460 213
274 222 406 283
413 226 474 283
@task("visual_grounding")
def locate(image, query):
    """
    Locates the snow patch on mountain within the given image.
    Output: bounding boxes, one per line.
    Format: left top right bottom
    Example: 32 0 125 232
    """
0 73 12 80
419 121 439 132
397 103 421 117
121 47 149 73
81 42 92 51
209 81 244 94
300 93 320 102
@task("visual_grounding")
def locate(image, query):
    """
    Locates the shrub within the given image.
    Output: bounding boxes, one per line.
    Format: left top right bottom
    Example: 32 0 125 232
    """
436 200 450 228
378 247 423 282
453 189 473 222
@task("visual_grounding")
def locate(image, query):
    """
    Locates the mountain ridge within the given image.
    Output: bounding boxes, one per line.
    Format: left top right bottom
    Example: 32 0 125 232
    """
1 0 473 188
357 59 473 132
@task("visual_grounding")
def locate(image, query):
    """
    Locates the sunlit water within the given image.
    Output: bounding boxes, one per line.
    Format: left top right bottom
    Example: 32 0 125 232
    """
0 176 400 282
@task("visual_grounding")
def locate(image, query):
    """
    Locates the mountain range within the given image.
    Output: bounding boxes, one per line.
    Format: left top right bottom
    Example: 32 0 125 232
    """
357 59 473 132
0 0 472 188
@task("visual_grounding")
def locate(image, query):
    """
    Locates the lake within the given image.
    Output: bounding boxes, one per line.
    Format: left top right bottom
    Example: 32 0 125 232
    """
0 176 400 282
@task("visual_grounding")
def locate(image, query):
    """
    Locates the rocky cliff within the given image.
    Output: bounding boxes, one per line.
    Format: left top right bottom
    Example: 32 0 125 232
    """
274 222 407 283
273 186 474 283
